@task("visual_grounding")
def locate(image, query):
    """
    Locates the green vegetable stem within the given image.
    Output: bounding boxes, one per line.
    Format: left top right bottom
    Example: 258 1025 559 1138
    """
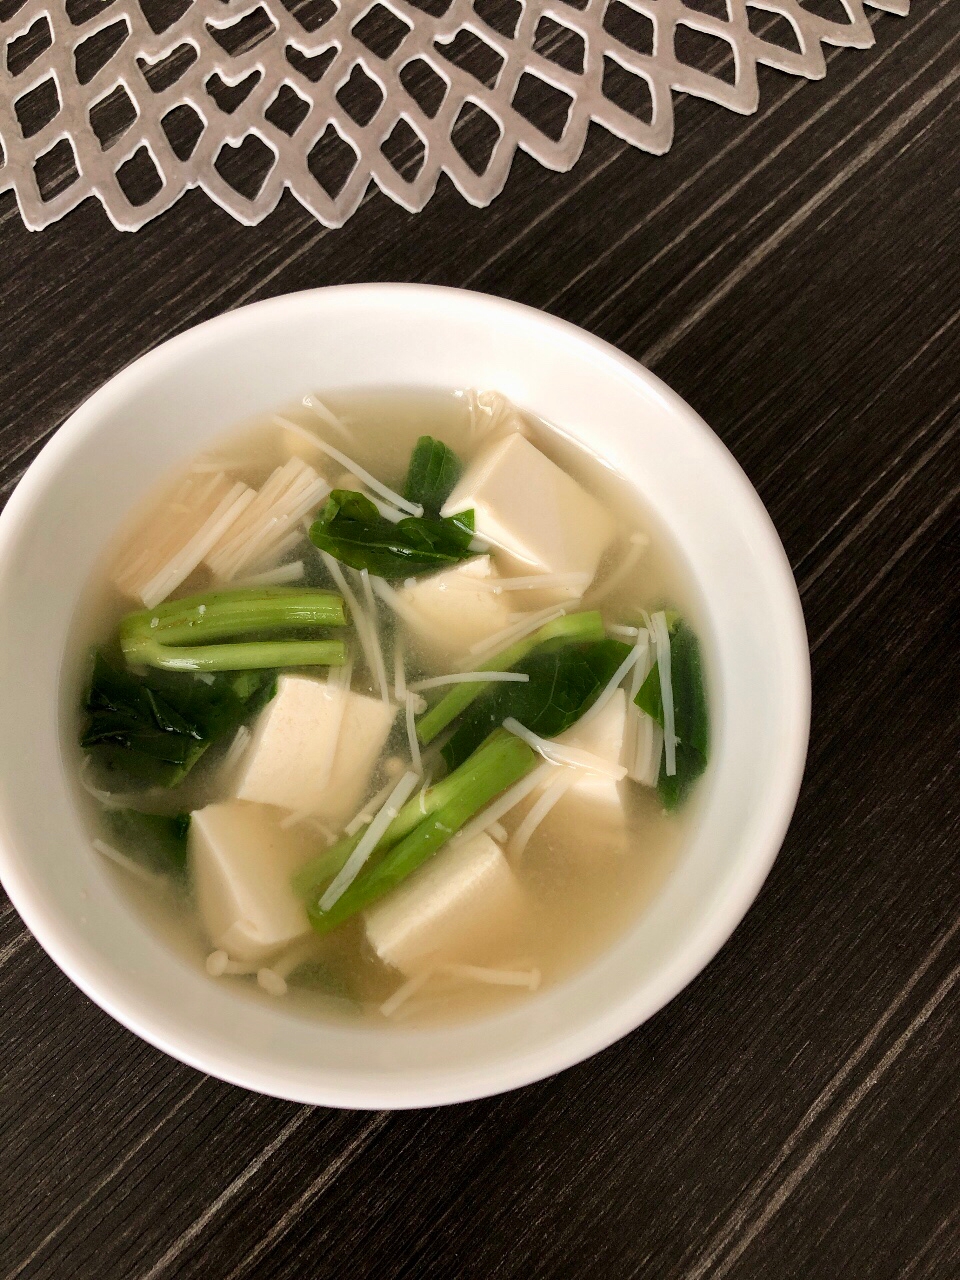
416 610 607 745
302 729 538 934
296 625 638 934
292 728 531 902
120 587 347 672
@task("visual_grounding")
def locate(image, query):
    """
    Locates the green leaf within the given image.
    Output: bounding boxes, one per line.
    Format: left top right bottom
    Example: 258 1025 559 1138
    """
143 666 276 743
102 809 191 880
416 610 606 746
404 436 463 513
635 663 663 724
633 618 709 810
656 744 705 810
309 488 478 578
442 638 632 770
82 653 275 790
232 669 278 718
669 621 708 760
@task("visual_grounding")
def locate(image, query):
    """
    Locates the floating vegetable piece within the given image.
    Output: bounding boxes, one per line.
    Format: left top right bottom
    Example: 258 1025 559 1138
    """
309 489 477 578
306 730 537 935
441 637 632 771
293 729 536 906
635 617 709 809
403 435 463 514
102 809 191 880
416 610 606 746
119 587 347 672
82 652 276 789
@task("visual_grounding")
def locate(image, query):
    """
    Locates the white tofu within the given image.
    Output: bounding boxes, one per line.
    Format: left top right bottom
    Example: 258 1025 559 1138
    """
542 773 627 853
441 433 616 599
398 555 512 662
556 688 628 761
234 675 396 821
538 692 629 853
190 801 311 962
364 832 525 976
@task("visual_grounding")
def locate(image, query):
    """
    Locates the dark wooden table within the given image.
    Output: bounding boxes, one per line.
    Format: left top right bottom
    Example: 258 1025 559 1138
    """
2 3 959 1275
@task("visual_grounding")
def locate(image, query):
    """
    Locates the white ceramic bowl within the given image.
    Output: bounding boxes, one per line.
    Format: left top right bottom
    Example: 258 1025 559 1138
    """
0 285 809 1108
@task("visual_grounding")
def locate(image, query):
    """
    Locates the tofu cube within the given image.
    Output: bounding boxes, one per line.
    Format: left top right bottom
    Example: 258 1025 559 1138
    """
441 433 616 599
538 691 629 853
364 832 525 976
234 674 395 821
557 688 628 761
398 555 512 662
543 773 627 853
190 801 311 962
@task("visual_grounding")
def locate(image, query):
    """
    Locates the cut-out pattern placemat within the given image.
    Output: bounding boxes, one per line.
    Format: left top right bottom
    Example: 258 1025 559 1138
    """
0 0 907 231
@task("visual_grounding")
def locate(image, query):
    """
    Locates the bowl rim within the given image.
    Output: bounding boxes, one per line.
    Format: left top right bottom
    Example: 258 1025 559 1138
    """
0 284 810 1107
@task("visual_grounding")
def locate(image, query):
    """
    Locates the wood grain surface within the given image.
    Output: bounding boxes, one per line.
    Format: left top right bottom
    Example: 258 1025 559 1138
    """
1 3 959 1276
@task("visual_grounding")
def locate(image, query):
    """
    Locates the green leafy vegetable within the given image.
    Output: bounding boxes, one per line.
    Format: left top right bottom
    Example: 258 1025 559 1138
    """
296 625 635 933
635 663 663 726
82 652 275 789
309 488 477 579
292 729 530 903
441 637 632 770
635 617 709 809
120 587 347 672
303 729 537 934
102 808 191 880
404 436 462 514
416 610 606 745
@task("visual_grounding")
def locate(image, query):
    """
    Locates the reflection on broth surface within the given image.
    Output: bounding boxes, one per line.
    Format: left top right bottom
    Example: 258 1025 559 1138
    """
68 388 709 1026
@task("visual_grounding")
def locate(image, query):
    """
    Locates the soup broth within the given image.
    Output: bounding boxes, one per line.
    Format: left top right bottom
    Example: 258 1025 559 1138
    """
69 389 708 1026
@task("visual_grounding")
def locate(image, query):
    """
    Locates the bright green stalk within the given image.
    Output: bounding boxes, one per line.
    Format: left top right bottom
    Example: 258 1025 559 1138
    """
122 638 346 672
307 730 537 934
120 587 348 671
125 588 346 642
292 729 531 903
294 733 526 905
416 610 606 745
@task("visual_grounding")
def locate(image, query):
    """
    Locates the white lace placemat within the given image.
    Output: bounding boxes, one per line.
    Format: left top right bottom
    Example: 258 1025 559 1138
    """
0 0 907 231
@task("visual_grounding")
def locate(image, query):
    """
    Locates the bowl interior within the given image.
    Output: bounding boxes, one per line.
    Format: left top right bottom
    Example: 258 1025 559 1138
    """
0 286 809 1107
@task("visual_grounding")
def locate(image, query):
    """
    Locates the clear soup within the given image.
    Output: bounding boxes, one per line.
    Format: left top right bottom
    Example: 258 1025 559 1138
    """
68 388 707 1026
